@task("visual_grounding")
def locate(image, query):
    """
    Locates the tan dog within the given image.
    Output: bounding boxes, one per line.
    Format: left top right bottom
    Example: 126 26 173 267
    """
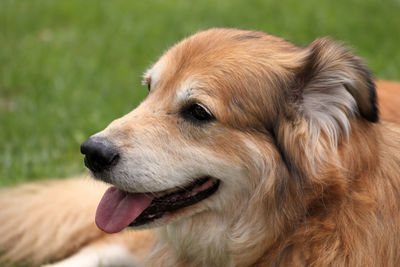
1 28 400 267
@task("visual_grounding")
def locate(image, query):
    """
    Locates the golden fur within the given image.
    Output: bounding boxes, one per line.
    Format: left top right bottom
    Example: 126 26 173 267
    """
1 28 400 267
376 80 400 124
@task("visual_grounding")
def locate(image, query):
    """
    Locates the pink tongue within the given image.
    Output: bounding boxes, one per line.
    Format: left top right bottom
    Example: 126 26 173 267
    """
95 187 154 233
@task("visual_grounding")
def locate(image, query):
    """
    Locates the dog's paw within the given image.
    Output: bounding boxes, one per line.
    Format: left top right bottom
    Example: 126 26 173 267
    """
42 244 142 267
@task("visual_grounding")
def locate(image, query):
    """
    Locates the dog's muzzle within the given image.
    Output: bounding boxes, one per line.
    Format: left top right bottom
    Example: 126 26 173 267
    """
80 136 119 173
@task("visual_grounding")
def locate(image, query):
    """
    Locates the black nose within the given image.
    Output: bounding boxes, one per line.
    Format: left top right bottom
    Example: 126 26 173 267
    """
80 137 119 172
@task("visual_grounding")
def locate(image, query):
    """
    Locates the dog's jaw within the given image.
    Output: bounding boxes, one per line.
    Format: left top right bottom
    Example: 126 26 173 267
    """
151 183 277 267
128 177 220 227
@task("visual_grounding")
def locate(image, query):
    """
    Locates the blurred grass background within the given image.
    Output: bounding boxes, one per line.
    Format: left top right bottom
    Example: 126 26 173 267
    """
0 0 399 186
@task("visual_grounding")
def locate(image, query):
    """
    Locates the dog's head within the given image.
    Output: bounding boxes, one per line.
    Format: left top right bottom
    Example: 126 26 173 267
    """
81 28 378 233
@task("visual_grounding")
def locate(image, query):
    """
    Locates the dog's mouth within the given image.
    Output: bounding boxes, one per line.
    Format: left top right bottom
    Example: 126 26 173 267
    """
95 177 220 233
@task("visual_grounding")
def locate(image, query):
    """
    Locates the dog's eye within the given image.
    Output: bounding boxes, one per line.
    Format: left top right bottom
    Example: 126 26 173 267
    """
182 103 215 122
147 83 151 91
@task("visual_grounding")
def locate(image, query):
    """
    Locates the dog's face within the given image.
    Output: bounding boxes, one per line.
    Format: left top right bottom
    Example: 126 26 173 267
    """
81 28 378 233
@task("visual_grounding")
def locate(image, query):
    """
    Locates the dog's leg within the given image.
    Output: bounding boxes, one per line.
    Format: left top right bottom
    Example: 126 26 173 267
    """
0 177 155 266
0 178 112 265
44 230 154 267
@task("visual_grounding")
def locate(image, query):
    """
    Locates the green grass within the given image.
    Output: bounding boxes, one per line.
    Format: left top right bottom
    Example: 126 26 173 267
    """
1 0 399 186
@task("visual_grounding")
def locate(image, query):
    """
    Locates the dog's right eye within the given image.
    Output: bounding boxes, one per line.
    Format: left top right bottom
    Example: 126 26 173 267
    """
182 103 215 123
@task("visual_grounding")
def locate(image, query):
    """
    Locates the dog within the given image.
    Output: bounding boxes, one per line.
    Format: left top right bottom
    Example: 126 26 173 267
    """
1 28 400 267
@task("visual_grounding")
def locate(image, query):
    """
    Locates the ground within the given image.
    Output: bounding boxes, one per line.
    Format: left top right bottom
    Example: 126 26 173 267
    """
0 0 399 186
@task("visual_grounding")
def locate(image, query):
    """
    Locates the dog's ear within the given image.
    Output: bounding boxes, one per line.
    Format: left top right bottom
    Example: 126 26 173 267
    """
286 38 378 146
294 37 378 125
274 38 378 180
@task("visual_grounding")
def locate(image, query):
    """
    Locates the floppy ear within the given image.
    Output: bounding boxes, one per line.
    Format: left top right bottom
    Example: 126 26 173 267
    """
295 37 378 124
274 38 378 180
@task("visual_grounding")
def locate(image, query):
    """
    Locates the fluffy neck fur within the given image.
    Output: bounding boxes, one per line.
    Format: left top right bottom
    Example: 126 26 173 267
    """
148 189 275 266
147 122 400 266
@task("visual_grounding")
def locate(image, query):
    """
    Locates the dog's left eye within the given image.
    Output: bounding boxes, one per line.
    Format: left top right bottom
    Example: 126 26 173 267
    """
182 103 215 122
